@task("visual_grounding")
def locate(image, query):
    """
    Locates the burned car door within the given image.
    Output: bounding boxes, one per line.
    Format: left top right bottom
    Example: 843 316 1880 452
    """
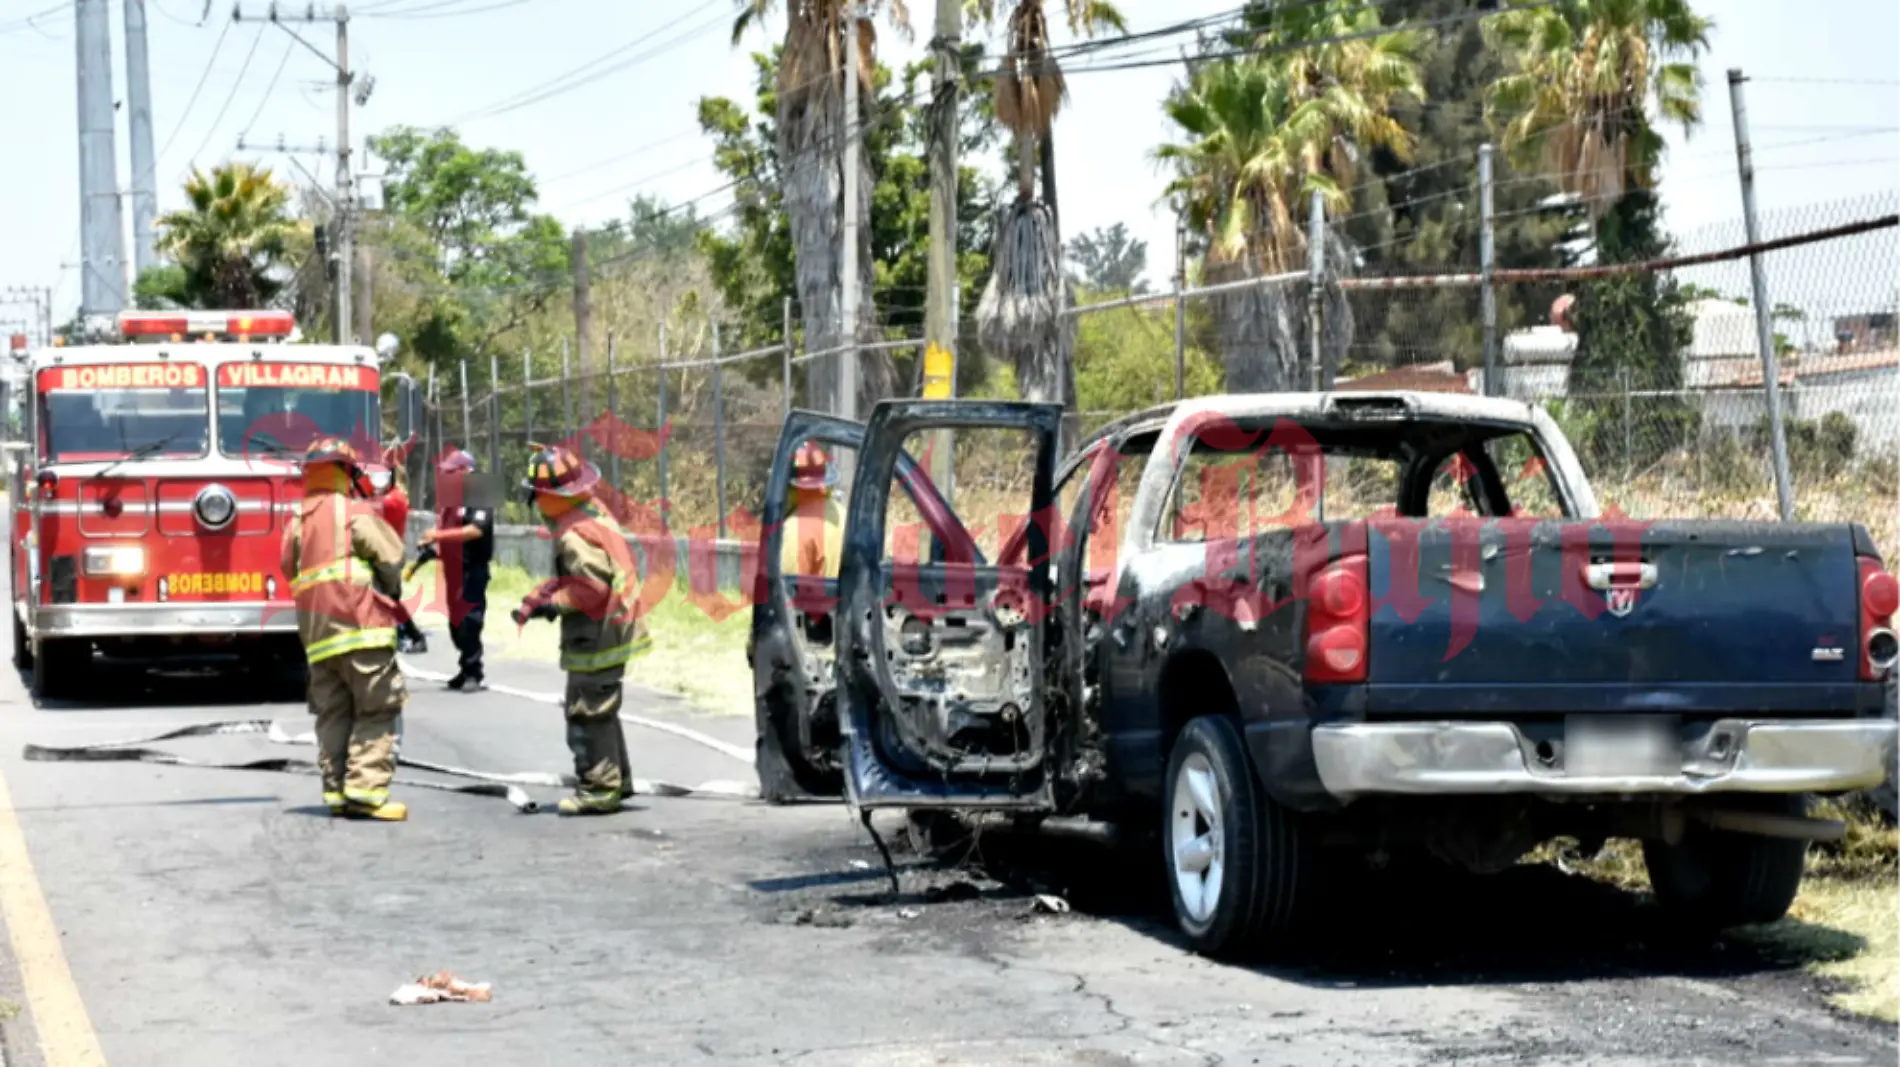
751 410 981 803
836 400 1062 811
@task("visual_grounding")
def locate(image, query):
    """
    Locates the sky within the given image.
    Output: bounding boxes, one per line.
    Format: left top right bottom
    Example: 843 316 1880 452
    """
0 0 1893 330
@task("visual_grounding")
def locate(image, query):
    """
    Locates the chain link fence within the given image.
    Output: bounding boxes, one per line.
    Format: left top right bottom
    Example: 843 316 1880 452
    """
418 191 1897 564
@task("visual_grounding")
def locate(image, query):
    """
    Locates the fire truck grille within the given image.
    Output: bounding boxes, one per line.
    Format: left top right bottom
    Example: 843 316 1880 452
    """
49 555 78 605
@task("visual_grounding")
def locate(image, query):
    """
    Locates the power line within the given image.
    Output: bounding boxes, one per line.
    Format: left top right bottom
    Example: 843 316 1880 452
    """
239 35 298 140
445 0 725 125
186 23 267 170
358 0 529 18
158 15 233 159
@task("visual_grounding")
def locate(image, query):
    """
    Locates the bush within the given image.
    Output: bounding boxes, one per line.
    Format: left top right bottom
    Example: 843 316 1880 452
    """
1746 411 1859 478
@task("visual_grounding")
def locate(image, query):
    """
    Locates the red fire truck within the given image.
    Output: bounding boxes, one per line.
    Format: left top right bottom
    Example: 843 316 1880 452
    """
5 310 416 701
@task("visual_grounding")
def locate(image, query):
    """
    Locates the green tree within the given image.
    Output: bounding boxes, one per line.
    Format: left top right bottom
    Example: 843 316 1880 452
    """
1159 5 1424 390
1333 0 1575 378
695 46 1003 396
151 162 301 309
1071 287 1221 410
364 125 570 366
1486 0 1714 467
1485 0 1712 219
1066 223 1149 294
731 0 917 413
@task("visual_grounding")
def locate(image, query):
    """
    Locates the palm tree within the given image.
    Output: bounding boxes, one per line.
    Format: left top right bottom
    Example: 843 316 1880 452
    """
1157 4 1423 391
732 1 906 414
970 0 1122 413
153 163 300 309
1484 0 1712 221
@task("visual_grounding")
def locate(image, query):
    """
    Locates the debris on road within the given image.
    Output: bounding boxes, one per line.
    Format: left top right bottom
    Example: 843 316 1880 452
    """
390 971 493 1005
1032 893 1071 915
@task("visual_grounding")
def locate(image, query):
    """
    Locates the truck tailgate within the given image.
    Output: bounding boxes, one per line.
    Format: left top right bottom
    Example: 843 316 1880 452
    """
1364 518 1870 715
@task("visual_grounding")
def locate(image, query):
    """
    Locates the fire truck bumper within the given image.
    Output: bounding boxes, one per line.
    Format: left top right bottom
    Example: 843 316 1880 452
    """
31 603 298 639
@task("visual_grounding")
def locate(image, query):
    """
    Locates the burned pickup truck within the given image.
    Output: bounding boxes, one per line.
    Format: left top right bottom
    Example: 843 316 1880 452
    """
749 393 1898 958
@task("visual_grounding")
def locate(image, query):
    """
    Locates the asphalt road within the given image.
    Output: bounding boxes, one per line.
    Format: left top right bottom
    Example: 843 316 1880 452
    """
0 627 1893 1066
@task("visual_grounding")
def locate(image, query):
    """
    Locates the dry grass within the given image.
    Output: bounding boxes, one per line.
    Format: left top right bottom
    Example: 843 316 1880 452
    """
1528 806 1898 1023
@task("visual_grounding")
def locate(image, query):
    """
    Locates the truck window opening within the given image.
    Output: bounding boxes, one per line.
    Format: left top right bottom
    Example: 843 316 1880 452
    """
218 385 378 459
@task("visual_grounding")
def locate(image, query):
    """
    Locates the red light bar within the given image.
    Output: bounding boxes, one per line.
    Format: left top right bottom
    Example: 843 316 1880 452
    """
118 314 189 337
116 311 296 342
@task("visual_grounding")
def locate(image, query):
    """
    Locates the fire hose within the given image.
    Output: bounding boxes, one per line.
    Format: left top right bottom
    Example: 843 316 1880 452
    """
22 719 758 812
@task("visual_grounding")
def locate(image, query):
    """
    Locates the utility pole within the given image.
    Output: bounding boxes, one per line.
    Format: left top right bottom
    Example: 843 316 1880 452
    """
1306 188 1325 391
124 0 159 283
839 3 863 424
1173 214 1186 400
1 288 55 348
334 6 354 343
1727 68 1796 522
924 0 961 504
234 5 366 341
572 229 592 435
1479 142 1498 397
76 0 128 317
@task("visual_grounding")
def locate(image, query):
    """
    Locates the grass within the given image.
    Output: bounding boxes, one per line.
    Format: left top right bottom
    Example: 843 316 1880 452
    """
1527 803 1899 1023
403 561 753 717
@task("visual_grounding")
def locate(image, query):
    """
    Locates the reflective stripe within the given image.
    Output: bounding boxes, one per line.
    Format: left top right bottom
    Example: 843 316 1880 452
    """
343 787 388 807
306 627 396 663
290 560 349 594
322 791 345 807
562 633 652 673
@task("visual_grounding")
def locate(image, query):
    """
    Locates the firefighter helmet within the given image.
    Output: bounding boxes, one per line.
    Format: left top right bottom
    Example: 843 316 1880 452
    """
522 443 600 500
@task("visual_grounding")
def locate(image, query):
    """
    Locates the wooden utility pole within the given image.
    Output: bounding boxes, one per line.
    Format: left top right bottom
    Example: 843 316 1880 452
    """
840 3 863 424
924 0 961 504
571 229 592 452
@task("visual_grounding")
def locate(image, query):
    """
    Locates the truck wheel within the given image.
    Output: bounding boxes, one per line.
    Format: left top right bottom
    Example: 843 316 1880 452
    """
11 608 30 670
31 638 91 702
1642 796 1808 930
1163 715 1315 960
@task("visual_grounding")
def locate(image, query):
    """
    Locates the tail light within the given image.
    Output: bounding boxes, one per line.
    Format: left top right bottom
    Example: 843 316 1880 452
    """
35 470 56 496
1860 557 1898 681
1305 554 1369 684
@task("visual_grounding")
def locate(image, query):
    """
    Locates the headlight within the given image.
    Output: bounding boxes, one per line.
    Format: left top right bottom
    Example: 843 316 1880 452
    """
195 484 237 529
82 545 145 577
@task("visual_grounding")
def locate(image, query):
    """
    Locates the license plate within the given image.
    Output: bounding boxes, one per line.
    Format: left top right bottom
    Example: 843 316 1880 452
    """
1565 715 1680 777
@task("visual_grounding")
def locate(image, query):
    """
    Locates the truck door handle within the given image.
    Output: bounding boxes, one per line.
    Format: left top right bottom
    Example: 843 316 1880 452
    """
1585 562 1657 590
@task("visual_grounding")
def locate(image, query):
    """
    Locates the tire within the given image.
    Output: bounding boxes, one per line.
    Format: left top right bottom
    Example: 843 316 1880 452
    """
10 607 30 670
31 638 91 702
1163 715 1316 960
1643 795 1809 930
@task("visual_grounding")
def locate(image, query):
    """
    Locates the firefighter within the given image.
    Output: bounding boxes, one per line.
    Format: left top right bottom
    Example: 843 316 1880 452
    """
511 444 650 816
782 441 846 578
421 449 493 691
282 436 411 822
378 459 429 654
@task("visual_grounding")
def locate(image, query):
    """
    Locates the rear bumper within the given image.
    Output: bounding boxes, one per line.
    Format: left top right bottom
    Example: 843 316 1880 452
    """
27 602 297 639
1310 719 1897 800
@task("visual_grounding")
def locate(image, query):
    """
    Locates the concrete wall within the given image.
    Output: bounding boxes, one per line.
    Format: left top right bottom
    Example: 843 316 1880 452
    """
404 513 755 593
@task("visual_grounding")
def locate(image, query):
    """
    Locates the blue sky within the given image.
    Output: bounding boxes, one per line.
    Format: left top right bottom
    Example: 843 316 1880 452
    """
0 0 1893 326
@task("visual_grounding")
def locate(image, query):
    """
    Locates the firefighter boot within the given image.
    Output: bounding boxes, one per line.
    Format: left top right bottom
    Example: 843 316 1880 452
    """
343 798 410 822
556 790 623 816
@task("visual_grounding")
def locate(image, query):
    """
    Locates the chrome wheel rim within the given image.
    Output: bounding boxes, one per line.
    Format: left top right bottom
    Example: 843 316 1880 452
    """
1170 750 1224 925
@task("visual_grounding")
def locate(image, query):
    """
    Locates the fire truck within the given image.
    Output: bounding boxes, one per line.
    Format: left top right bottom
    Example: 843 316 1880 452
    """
5 310 420 701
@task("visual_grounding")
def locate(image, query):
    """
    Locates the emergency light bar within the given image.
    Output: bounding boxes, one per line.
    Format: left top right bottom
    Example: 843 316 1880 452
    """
116 310 296 343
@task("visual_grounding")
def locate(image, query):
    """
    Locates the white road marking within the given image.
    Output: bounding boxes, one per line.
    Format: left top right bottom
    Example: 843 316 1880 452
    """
398 658 757 766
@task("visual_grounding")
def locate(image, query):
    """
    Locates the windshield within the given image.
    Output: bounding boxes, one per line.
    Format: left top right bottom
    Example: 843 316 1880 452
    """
216 361 380 459
36 363 210 462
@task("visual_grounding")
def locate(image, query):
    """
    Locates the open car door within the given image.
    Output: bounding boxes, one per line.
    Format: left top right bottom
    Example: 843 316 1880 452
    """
751 411 986 803
836 400 1062 811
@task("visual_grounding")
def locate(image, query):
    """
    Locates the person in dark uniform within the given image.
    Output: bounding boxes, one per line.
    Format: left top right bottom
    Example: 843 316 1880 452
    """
420 449 493 691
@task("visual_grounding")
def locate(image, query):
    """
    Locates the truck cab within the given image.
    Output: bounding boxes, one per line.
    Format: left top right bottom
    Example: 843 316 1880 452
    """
6 310 399 700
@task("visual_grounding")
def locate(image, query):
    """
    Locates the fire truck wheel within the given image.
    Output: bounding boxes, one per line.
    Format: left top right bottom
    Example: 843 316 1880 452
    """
31 638 91 702
10 608 30 671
